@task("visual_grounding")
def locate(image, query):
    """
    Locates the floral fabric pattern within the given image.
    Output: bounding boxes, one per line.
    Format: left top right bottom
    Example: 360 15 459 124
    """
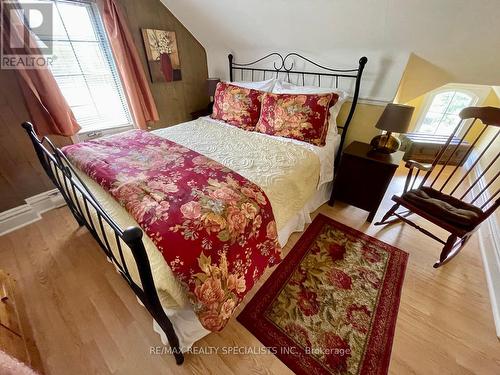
265 223 388 373
237 215 408 375
256 92 338 146
62 130 280 331
211 82 264 130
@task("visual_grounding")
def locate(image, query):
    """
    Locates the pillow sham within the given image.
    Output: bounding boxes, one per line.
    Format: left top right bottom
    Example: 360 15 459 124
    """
272 80 349 134
211 82 263 130
255 92 337 146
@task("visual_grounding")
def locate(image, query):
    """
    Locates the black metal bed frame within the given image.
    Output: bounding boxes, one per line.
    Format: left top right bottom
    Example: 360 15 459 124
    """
22 52 367 366
22 122 185 365
228 52 368 166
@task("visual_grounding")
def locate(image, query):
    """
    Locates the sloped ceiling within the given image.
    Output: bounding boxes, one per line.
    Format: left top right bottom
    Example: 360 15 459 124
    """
494 87 500 99
161 0 500 102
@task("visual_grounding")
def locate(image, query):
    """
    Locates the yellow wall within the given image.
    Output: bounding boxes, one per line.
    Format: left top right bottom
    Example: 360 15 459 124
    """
337 102 385 147
394 53 454 104
405 94 426 132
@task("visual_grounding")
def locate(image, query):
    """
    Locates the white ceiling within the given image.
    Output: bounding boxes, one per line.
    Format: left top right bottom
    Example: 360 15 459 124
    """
161 0 500 102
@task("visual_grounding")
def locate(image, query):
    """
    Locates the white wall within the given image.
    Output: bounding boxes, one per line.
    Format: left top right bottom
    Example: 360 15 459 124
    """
161 0 500 101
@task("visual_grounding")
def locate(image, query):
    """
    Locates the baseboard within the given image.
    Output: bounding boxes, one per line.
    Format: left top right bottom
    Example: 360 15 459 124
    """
478 215 500 338
470 159 500 338
0 189 66 236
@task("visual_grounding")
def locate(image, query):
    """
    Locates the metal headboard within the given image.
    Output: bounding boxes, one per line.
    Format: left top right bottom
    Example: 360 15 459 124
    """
228 53 368 167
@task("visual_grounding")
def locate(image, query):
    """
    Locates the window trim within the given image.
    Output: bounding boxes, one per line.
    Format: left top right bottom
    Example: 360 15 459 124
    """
85 0 135 132
414 87 479 137
73 124 134 143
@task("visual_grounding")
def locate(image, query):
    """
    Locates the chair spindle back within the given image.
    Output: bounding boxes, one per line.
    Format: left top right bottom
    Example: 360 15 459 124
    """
417 106 500 211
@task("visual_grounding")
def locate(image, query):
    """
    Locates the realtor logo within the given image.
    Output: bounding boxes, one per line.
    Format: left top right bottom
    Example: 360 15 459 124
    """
1 0 54 69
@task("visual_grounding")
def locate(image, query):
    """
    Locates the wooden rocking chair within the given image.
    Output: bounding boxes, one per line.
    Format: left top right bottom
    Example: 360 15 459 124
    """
375 106 500 268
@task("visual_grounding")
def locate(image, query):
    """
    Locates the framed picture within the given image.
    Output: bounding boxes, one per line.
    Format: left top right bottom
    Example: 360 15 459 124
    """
141 29 182 83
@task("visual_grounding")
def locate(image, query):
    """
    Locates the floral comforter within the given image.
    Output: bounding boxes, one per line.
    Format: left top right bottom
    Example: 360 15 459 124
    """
62 130 281 331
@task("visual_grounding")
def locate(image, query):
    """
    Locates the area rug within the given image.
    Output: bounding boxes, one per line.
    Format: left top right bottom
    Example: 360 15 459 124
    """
237 214 408 375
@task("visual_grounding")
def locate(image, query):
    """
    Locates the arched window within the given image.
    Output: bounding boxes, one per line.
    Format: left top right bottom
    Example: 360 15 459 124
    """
416 90 477 136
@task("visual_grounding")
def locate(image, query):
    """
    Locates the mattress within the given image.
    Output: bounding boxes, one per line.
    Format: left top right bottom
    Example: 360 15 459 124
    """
59 117 338 343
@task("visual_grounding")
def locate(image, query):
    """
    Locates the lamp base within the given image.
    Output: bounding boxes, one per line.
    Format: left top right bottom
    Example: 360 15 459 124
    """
370 132 401 154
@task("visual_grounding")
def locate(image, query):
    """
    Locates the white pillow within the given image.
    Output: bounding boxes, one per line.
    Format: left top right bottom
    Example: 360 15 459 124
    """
272 80 349 135
229 78 277 92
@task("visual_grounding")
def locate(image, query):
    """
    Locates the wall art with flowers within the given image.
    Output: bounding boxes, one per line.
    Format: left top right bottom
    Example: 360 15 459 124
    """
142 28 181 83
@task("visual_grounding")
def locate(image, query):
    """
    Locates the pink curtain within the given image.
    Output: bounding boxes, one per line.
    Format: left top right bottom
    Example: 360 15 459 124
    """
97 0 159 129
1 2 80 136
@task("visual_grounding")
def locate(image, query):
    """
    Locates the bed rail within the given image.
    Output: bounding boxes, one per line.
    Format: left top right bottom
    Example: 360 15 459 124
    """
228 53 368 169
21 122 184 365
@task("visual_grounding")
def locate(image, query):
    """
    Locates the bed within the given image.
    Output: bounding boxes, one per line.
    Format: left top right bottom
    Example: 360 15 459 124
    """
22 52 368 365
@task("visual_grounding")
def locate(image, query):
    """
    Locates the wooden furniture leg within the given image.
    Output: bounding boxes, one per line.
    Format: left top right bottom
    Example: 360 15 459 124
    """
434 234 459 268
374 203 400 225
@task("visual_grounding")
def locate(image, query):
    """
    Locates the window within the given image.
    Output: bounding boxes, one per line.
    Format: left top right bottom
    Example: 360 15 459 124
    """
25 0 132 133
416 90 477 136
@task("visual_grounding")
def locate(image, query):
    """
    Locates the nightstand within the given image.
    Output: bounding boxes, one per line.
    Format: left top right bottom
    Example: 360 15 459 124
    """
330 141 404 222
190 104 213 120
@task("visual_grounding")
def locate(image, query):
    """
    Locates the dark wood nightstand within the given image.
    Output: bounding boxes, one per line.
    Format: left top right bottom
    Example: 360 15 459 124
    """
330 141 404 222
190 104 213 120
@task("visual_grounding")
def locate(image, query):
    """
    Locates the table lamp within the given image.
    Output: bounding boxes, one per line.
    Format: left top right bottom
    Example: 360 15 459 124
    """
370 103 414 153
207 78 220 109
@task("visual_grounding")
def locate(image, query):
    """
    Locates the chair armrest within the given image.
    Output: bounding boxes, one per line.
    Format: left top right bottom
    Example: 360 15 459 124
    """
401 160 432 194
405 160 432 171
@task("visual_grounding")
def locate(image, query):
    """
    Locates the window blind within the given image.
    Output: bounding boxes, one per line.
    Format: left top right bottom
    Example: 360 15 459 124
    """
27 0 132 132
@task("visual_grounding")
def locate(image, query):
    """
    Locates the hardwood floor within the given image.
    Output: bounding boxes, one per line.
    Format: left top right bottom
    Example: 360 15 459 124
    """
1 166 499 374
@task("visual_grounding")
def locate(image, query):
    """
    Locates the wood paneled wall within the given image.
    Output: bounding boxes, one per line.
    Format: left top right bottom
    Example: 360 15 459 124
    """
0 69 70 212
0 0 209 212
118 0 209 128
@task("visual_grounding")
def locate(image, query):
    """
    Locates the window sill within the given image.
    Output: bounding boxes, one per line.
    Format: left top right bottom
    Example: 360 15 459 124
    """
74 124 134 143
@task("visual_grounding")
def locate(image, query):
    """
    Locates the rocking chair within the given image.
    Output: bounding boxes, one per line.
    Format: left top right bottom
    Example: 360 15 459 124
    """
375 106 500 268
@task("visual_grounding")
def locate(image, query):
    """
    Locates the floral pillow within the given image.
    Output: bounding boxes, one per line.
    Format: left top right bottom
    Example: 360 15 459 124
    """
211 82 263 130
255 92 338 146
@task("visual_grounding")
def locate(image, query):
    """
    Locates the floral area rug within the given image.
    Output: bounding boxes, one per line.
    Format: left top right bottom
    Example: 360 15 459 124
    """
237 214 408 375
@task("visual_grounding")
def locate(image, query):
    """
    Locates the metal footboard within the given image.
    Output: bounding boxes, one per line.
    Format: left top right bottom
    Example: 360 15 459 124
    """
22 122 184 365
